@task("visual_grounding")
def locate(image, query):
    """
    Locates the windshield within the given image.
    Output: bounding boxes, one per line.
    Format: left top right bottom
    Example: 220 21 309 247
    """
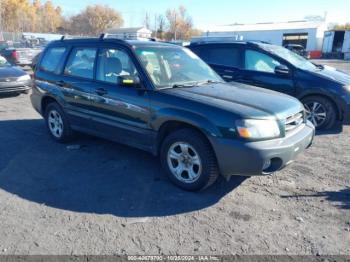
134 46 222 88
260 44 317 71
0 56 11 67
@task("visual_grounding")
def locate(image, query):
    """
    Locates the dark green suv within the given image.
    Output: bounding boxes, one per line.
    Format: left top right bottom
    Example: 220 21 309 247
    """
31 36 315 191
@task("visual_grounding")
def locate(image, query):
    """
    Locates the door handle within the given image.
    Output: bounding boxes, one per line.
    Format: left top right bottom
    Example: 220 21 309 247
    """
95 88 107 96
55 80 66 87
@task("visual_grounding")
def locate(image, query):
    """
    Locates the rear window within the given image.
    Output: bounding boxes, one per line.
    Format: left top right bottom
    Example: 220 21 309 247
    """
40 47 66 73
64 48 97 79
200 45 241 68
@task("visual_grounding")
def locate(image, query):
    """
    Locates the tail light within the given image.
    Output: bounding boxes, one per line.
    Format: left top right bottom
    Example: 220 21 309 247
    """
11 50 18 61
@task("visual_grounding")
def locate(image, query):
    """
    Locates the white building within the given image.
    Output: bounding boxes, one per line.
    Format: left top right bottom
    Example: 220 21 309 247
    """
106 27 152 40
202 20 328 51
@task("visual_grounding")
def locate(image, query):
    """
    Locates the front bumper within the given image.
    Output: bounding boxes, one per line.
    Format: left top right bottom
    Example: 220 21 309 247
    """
0 80 32 94
211 121 315 178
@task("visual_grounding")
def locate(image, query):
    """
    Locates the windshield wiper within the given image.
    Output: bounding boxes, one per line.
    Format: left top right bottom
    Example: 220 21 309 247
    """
197 79 223 85
315 64 324 70
171 82 197 88
171 80 223 89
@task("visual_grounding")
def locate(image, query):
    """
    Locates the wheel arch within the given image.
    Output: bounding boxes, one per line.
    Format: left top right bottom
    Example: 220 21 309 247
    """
154 116 221 157
41 95 64 115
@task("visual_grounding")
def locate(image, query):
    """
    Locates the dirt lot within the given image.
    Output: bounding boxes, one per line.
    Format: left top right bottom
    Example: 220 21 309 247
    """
0 60 349 256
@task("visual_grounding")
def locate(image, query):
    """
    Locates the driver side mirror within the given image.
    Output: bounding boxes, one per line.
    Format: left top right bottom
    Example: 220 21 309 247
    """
274 65 290 76
118 75 142 88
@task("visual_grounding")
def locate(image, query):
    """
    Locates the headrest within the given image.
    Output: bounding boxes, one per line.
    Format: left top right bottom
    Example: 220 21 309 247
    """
105 57 122 75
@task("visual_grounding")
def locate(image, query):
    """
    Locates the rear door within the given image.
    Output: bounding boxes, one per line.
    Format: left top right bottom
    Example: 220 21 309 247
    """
238 48 296 96
59 45 97 128
190 44 243 82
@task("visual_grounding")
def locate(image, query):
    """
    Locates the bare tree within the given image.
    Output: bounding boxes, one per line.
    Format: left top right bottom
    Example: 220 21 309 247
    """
165 5 200 41
143 12 150 29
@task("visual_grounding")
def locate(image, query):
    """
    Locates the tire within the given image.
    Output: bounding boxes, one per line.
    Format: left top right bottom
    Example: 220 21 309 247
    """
44 102 74 143
160 128 219 191
302 96 337 130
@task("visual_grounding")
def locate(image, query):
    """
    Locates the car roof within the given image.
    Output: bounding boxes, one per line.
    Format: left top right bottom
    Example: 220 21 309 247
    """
48 37 182 49
188 40 270 47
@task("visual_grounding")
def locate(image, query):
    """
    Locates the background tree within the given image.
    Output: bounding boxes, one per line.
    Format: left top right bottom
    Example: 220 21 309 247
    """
0 0 63 33
333 23 350 30
143 12 150 29
154 14 165 39
69 4 123 36
164 6 201 41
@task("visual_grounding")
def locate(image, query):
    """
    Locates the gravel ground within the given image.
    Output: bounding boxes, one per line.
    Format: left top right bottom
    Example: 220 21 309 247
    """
0 60 349 255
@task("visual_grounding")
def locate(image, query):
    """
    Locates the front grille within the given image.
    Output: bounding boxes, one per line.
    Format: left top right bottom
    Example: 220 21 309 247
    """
285 111 304 133
0 77 18 82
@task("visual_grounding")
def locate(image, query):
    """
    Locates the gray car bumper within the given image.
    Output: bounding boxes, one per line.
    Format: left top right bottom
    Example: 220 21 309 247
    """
211 121 315 179
0 80 32 94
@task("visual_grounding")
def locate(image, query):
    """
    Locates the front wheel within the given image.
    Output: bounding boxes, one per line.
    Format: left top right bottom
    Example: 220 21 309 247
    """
302 96 337 130
160 128 219 191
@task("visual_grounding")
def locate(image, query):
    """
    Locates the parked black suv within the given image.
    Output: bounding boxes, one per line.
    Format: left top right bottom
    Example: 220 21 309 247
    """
31 36 314 191
188 41 350 130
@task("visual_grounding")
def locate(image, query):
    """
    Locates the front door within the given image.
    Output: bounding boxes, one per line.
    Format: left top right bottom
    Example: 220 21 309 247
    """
90 47 153 151
237 49 295 96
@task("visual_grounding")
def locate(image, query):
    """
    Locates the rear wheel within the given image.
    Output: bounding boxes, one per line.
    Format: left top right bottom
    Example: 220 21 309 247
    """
160 128 219 191
44 102 74 143
302 96 337 130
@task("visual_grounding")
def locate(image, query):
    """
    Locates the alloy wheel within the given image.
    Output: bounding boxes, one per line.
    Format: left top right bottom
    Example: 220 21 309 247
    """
48 110 64 138
304 101 327 127
167 142 202 183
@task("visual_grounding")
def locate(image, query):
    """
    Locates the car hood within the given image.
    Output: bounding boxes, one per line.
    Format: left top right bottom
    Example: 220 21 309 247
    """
310 65 350 85
165 82 303 119
0 66 27 78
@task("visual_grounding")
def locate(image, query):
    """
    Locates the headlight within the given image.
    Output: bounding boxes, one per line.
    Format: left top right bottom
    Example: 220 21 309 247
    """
344 85 350 92
236 119 281 139
17 74 31 81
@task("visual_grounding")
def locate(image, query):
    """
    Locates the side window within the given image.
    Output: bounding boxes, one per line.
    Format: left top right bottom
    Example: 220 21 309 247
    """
245 50 281 73
204 45 241 67
96 48 137 84
64 48 97 79
40 47 66 73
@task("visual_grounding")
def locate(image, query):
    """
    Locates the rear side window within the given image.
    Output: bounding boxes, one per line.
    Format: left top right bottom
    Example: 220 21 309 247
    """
201 45 241 67
40 47 66 73
64 48 97 79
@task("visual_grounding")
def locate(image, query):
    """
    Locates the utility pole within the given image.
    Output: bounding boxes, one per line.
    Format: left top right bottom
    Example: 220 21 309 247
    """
174 13 177 41
0 0 3 41
154 14 157 39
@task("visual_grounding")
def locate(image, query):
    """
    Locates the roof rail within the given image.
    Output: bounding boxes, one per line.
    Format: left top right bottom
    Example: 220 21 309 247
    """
247 40 271 45
99 33 106 40
59 35 93 41
99 33 125 41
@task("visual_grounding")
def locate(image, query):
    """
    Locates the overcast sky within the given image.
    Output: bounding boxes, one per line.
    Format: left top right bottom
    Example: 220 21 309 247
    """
51 0 350 30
